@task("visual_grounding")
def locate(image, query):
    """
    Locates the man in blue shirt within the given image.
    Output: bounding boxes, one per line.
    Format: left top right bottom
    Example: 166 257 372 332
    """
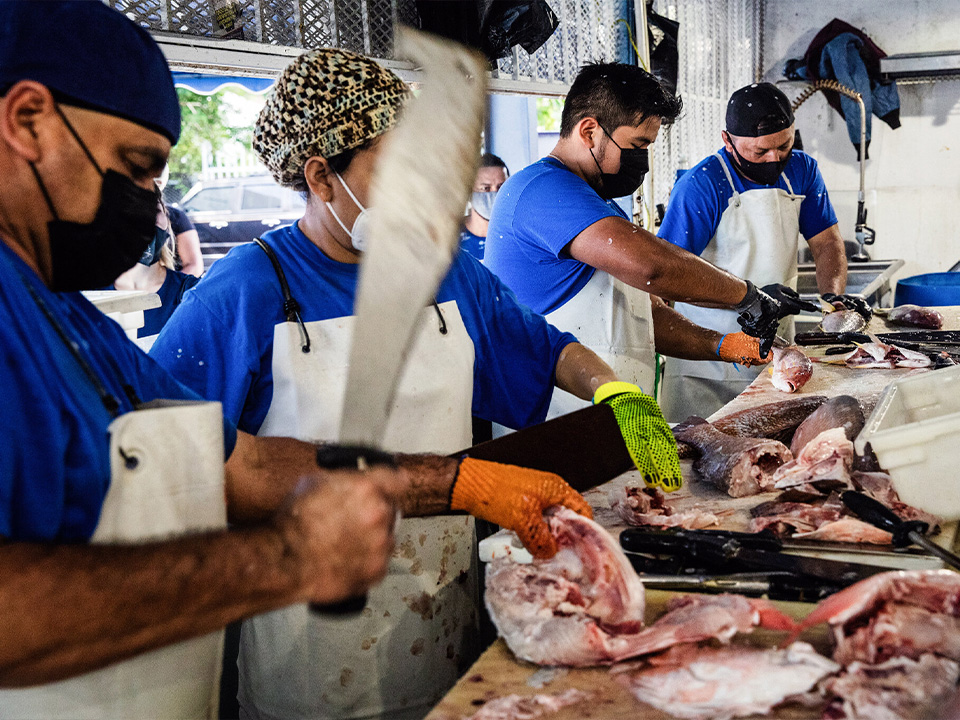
459 152 509 260
658 82 851 421
0 4 591 715
485 64 807 420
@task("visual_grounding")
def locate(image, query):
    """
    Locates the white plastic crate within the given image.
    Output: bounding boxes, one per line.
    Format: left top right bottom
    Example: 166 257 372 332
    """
855 364 960 519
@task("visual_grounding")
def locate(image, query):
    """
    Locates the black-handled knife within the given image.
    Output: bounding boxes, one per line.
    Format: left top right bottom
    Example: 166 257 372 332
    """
841 491 960 572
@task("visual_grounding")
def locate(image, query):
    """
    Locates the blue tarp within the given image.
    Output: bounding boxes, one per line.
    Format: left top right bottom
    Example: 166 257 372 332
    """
172 72 273 95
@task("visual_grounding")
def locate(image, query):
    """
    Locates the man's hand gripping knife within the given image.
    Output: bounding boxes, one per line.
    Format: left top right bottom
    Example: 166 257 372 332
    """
594 381 682 493
735 280 783 356
449 459 593 559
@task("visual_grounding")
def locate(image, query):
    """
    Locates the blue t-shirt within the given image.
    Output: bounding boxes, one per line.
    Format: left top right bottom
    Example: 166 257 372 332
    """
110 269 201 338
0 241 233 542
485 157 626 315
658 148 838 255
459 226 485 261
151 222 577 434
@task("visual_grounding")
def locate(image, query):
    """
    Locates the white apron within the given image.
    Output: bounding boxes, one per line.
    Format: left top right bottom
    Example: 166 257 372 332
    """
0 401 228 720
238 300 478 720
544 267 657 419
661 152 804 422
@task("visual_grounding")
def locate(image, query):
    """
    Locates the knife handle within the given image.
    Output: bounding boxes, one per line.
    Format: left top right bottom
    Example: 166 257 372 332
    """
309 445 397 616
840 491 929 547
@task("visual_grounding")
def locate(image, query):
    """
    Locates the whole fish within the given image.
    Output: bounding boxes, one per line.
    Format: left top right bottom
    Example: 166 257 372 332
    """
769 346 813 392
822 309 868 333
673 418 793 497
886 304 944 329
790 395 864 455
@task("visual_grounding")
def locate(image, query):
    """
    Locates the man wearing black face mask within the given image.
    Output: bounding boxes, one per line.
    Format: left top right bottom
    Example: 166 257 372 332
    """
658 82 848 422
486 63 798 420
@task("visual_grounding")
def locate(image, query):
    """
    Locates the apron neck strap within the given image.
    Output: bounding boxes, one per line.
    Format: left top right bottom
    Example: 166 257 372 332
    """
254 238 311 354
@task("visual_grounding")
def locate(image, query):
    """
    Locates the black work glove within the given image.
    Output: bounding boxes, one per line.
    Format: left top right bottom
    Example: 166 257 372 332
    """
761 283 821 316
821 292 873 321
735 281 781 356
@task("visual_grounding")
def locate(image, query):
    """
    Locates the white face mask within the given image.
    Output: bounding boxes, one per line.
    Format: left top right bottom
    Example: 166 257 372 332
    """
326 171 370 252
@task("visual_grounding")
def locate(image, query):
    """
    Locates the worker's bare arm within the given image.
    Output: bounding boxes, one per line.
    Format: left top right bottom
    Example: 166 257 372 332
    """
650 296 724 360
568 217 749 307
806 223 847 295
554 342 619 400
0 470 396 687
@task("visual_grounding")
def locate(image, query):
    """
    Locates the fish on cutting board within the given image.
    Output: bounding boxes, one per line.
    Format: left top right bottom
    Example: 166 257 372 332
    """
711 395 827 442
769 346 813 392
673 418 793 497
884 304 944 329
483 508 796 666
822 309 868 334
609 485 720 530
790 395 864 455
824 335 933 369
773 427 854 494
611 641 839 720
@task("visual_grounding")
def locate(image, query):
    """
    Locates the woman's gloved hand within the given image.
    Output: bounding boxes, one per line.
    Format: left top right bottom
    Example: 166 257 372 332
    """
717 332 774 367
594 381 682 493
450 458 592 559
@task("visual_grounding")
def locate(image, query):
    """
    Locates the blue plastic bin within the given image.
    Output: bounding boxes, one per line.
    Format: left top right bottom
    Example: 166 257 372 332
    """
894 273 960 307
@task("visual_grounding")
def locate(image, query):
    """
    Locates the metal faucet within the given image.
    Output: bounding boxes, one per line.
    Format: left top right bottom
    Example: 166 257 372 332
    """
792 79 874 262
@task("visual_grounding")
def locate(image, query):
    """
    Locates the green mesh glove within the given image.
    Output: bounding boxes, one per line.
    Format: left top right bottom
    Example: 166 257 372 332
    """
594 381 682 492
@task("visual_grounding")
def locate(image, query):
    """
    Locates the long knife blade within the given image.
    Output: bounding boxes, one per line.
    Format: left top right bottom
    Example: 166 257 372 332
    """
456 404 633 492
339 28 487 446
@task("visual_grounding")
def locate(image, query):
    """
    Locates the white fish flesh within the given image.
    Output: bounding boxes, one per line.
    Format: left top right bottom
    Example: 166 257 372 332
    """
611 641 839 720
609 486 720 530
842 335 932 369
773 427 854 494
463 689 591 720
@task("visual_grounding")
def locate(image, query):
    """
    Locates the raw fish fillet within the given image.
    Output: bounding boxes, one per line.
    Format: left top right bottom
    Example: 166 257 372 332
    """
886 304 943 329
791 395 864 455
611 641 839 720
609 486 720 530
793 517 892 544
832 601 960 665
673 418 793 497
822 654 960 720
464 688 590 720
842 336 932 369
484 509 796 666
769 346 813 392
773 427 853 493
748 498 843 536
822 309 868 333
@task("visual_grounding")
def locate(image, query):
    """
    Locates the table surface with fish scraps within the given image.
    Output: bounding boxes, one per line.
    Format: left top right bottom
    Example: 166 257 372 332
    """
426 307 960 720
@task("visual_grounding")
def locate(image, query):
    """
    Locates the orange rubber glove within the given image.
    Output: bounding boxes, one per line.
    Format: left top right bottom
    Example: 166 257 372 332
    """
717 332 773 367
450 458 593 559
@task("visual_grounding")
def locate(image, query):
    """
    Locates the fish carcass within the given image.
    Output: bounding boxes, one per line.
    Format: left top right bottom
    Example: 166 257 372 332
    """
484 508 796 666
673 418 793 497
790 395 865 456
769 346 813 392
611 641 839 720
463 689 591 720
886 304 943 329
773 427 854 494
821 654 960 720
609 486 720 530
842 336 932 369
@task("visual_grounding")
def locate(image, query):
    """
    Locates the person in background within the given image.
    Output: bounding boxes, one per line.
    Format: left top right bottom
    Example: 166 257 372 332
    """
484 63 802 421
156 164 204 276
111 195 201 349
459 152 508 260
0 4 592 718
152 48 677 720
658 82 851 422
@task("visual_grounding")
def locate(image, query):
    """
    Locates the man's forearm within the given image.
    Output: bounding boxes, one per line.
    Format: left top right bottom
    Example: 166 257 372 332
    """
554 342 619 400
808 225 847 295
651 297 724 360
0 528 303 687
569 217 749 307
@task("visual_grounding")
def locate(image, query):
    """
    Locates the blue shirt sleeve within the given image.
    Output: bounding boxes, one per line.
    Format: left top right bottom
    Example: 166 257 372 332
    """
793 152 839 240
658 158 727 255
447 253 578 429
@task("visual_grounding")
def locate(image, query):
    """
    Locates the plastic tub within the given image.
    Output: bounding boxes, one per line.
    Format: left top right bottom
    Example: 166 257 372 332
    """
855 364 960 519
894 273 960 307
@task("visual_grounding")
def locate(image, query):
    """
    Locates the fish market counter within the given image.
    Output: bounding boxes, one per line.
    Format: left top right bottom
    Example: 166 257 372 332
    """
427 308 960 719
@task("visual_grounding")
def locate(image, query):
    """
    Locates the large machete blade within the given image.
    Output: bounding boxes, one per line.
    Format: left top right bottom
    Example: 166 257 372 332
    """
339 28 487 446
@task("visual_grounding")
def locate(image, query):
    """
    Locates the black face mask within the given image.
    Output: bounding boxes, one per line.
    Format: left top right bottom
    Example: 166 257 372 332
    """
31 107 160 291
726 133 792 186
138 226 169 266
591 125 649 199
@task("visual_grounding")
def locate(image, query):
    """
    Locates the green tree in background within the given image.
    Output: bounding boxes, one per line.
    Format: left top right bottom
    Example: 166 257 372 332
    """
536 97 564 132
166 87 257 202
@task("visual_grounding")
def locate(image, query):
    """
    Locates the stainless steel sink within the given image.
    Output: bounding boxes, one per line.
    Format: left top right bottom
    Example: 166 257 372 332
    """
796 259 904 306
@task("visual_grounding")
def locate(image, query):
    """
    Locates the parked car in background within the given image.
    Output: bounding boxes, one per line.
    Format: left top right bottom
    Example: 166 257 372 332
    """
176 175 306 270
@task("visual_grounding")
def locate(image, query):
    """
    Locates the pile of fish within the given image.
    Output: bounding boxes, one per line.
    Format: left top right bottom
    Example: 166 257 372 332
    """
794 570 960 718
